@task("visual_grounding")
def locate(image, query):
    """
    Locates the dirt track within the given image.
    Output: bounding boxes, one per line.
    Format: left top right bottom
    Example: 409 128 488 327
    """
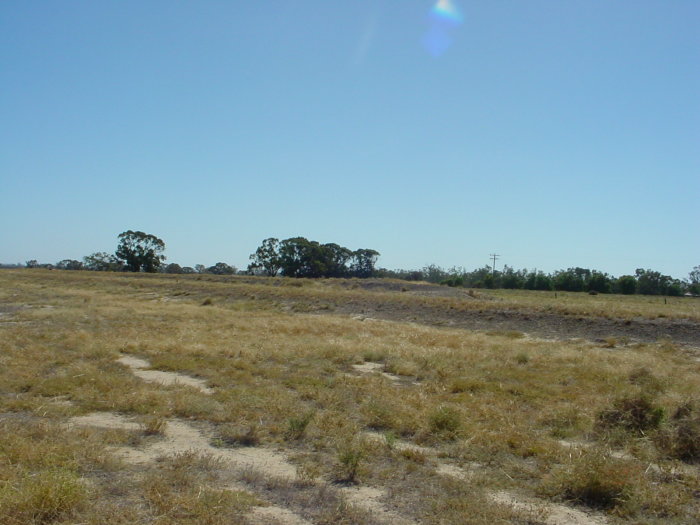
261 280 700 348
333 299 700 348
186 276 700 348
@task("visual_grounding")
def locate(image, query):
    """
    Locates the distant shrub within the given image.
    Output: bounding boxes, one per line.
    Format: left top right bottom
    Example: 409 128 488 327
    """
440 276 464 287
515 352 530 365
616 275 637 295
656 399 700 462
596 395 664 436
164 263 183 274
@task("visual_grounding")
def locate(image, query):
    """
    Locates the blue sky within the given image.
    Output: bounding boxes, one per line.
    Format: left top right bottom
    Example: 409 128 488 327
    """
1 1 698 278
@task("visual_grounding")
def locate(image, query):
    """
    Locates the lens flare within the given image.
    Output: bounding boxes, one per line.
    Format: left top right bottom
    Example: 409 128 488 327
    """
431 0 463 25
423 0 463 57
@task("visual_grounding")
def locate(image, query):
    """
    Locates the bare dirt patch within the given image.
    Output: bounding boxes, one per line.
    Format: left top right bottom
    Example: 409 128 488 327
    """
363 431 432 455
434 462 481 480
71 412 142 432
70 412 296 477
337 302 700 348
117 355 215 394
341 485 418 525
70 412 311 524
352 362 403 383
209 276 700 346
247 505 313 525
490 490 608 525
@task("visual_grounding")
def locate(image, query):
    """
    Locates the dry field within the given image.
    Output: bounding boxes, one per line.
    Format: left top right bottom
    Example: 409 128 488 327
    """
1 269 699 524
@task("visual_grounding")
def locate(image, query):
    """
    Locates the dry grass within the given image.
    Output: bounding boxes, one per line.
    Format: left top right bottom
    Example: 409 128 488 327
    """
487 288 700 321
1 269 699 523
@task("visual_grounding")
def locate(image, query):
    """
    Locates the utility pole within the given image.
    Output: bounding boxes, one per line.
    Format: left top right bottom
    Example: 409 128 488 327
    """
489 253 500 277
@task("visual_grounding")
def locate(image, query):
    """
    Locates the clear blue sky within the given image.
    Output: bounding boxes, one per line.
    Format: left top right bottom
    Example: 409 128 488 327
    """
2 1 698 278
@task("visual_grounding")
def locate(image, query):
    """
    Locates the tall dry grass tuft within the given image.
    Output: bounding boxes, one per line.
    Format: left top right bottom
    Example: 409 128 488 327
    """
539 448 647 512
0 468 88 525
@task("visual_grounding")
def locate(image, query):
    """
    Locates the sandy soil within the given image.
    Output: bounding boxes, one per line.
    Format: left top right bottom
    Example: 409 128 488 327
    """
69 411 313 525
116 355 215 394
351 362 403 383
490 491 608 525
70 411 423 525
360 429 611 525
70 412 141 431
93 356 421 524
247 505 314 525
341 485 418 525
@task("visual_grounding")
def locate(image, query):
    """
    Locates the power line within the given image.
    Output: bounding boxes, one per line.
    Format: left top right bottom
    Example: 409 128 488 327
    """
489 253 500 276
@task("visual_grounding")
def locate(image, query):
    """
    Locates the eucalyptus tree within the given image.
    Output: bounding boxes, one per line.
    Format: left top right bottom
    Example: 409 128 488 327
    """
115 230 166 273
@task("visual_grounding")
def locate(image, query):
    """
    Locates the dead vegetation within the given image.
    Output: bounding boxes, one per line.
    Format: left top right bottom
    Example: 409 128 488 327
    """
0 269 699 524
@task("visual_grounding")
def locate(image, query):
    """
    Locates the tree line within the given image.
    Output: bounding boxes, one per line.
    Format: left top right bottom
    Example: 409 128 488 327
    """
379 264 700 296
20 232 380 280
14 230 700 296
23 231 237 276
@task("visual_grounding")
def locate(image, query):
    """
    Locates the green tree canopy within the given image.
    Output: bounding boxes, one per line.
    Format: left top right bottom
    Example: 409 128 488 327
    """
248 238 281 276
615 275 637 295
83 252 122 272
164 263 183 274
115 230 166 273
207 262 236 275
249 237 380 278
350 249 380 278
55 259 83 271
687 265 700 295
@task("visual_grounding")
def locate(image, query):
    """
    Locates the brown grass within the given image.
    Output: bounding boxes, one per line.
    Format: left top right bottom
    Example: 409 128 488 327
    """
0 269 699 523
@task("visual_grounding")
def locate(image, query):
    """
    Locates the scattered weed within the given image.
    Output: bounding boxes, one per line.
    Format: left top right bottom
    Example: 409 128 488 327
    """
428 405 462 437
334 443 365 483
514 352 530 365
360 398 396 430
539 407 585 439
362 350 386 362
384 431 397 450
399 446 427 463
449 377 486 394
286 412 314 440
140 415 167 436
215 423 261 447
